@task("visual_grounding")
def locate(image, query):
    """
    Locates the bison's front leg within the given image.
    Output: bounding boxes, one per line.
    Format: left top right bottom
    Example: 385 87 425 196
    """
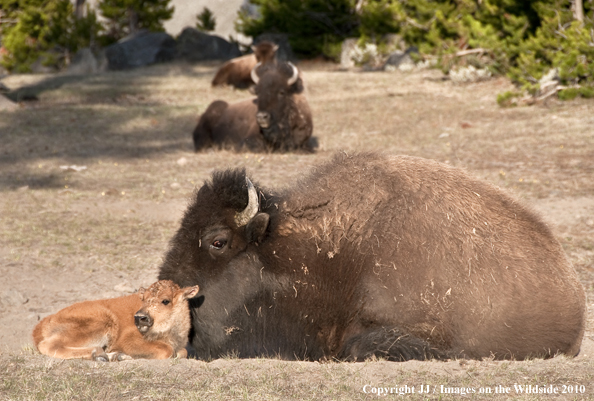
338 326 449 362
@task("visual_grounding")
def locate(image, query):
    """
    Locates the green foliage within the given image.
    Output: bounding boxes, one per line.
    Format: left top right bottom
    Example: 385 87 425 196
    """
237 0 594 102
237 0 358 58
497 90 522 107
0 0 101 72
97 0 174 43
196 7 216 32
508 1 594 100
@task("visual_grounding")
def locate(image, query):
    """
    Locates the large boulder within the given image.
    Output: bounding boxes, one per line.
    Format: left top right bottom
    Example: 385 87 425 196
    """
105 30 177 70
176 28 241 62
66 48 108 75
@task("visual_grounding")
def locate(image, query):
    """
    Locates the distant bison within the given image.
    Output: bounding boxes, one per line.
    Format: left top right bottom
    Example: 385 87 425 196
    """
33 280 199 361
159 152 586 361
211 41 278 89
193 61 313 152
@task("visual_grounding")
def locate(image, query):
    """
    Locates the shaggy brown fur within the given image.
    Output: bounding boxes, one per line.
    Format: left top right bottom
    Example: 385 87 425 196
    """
32 280 199 361
211 41 278 89
159 152 586 361
193 62 313 152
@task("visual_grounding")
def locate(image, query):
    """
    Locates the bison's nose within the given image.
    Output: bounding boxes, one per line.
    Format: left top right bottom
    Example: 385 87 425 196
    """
134 312 153 330
256 111 271 128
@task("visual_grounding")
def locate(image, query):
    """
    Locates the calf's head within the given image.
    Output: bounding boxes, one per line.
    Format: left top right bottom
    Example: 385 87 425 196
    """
134 280 200 337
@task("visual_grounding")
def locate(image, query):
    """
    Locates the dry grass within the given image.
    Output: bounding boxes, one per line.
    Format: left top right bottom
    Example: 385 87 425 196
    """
1 60 593 400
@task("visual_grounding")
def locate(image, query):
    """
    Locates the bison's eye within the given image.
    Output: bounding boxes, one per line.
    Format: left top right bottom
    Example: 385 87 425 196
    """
162 299 170 305
211 239 227 250
278 89 286 97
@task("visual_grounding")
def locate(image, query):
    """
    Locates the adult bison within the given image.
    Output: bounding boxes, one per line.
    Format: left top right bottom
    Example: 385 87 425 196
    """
211 41 278 89
159 152 586 361
193 62 313 152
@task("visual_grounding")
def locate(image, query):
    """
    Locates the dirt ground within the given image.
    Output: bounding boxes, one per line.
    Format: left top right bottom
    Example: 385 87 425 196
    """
1 61 593 399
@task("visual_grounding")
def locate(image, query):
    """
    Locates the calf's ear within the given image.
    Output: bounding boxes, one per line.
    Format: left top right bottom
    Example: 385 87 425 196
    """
245 212 270 244
137 287 146 301
183 285 200 300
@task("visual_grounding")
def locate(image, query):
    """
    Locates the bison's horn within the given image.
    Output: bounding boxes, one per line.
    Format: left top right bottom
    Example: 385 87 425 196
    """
235 177 259 227
287 62 299 86
250 62 262 85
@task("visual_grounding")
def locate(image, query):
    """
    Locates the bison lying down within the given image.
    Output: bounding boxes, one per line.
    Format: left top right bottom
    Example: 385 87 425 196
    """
33 280 199 361
159 152 586 361
193 61 313 152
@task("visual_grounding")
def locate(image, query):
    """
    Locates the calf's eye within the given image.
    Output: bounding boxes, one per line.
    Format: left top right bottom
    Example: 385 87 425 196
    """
162 299 170 305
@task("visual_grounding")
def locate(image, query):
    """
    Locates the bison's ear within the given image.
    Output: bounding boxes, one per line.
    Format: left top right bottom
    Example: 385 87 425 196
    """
245 212 270 243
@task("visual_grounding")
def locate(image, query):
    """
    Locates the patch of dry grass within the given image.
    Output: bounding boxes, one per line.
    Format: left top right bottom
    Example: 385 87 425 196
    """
1 353 593 400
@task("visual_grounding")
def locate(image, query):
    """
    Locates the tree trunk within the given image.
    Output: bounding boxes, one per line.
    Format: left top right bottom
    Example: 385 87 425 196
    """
574 0 584 24
75 0 85 19
128 7 139 34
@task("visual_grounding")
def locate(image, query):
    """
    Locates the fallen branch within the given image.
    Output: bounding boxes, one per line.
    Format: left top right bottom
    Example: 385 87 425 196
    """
455 48 487 57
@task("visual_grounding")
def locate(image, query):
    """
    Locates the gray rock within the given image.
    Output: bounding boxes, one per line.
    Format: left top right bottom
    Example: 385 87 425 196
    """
66 48 101 75
340 38 358 70
176 28 241 62
383 47 418 71
105 30 177 70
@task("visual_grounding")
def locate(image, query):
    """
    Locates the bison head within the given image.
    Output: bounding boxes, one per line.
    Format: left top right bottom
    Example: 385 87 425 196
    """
251 62 303 149
158 170 275 357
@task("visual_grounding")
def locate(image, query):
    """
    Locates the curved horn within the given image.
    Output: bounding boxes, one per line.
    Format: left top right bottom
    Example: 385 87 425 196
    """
234 177 259 227
287 62 299 86
250 62 262 85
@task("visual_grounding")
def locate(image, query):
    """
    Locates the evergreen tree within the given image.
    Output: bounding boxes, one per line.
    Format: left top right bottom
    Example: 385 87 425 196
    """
97 0 174 43
237 0 359 58
196 7 216 32
0 0 101 72
508 0 594 99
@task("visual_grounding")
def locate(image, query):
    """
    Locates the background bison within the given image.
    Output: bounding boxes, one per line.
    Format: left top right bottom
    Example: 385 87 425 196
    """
159 152 586 362
193 61 313 153
211 41 278 89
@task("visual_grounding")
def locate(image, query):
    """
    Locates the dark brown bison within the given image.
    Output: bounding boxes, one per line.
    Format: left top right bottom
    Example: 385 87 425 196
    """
193 62 313 152
159 152 586 361
211 41 278 89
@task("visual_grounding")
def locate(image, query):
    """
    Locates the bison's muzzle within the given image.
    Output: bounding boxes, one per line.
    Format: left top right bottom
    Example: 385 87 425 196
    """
134 312 153 333
256 111 271 129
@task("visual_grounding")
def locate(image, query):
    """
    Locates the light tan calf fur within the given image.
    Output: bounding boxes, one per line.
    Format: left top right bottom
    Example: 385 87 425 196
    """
32 280 199 361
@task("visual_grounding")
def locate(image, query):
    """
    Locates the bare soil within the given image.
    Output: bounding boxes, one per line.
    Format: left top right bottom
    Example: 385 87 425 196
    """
1 61 593 400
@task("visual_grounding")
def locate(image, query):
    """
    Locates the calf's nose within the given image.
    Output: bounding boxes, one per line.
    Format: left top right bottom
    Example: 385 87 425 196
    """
134 312 153 328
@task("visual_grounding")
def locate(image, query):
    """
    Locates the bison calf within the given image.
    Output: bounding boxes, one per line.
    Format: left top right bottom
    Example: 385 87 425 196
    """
32 280 199 361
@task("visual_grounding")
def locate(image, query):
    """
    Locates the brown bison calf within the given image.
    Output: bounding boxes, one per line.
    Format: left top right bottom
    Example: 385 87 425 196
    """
32 280 199 361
